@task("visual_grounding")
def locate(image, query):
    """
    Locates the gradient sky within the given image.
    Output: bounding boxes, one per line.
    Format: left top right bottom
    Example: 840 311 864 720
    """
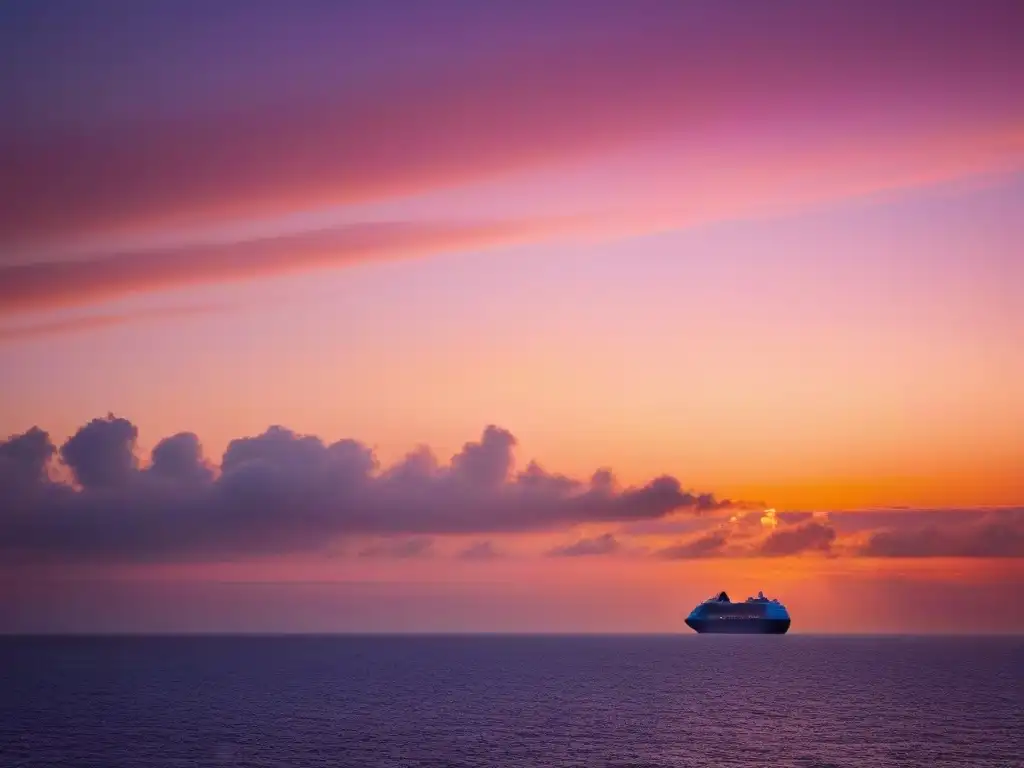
2 0 1023 633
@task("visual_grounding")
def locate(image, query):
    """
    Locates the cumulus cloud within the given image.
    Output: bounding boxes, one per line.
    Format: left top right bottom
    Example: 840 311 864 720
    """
451 426 517 487
3 415 1020 565
59 415 139 489
547 533 622 557
150 432 216 485
0 415 728 563
0 426 53 483
0 426 56 511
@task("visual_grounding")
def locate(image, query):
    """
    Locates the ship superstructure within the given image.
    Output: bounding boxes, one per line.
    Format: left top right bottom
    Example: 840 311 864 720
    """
685 591 790 634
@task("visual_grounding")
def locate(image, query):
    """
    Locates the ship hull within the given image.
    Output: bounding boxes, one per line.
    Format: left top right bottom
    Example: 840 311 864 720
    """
685 618 790 634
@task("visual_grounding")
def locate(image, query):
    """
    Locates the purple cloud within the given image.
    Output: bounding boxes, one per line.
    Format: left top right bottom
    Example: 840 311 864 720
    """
3 416 1020 564
655 531 729 560
0 416 726 563
547 533 621 558
858 508 1024 558
59 415 139 489
358 537 434 559
0 218 568 315
458 541 504 561
0 426 53 483
758 521 837 557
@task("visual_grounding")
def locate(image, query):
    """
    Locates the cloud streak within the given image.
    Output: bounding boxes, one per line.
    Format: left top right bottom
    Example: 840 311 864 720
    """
358 537 434 559
0 304 226 343
457 541 504 561
547 533 622 558
654 532 729 560
858 508 1024 558
758 521 837 557
648 508 1024 560
0 217 578 315
3 2 1021 250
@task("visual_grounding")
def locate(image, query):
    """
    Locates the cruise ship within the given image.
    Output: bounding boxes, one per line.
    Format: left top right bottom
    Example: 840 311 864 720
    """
685 591 790 634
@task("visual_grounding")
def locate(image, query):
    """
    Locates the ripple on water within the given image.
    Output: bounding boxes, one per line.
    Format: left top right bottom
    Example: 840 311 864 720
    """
1 635 1021 768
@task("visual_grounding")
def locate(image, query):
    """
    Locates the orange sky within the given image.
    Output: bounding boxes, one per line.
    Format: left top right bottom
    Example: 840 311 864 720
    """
2 1 1022 633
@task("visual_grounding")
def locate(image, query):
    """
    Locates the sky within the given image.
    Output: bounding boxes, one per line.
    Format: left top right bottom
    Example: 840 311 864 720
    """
1 0 1023 634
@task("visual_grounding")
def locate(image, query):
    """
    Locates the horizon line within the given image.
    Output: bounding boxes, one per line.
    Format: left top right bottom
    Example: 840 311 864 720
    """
3 631 1021 639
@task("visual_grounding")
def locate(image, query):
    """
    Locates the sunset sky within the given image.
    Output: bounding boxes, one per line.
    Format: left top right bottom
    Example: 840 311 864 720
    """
2 0 1022 633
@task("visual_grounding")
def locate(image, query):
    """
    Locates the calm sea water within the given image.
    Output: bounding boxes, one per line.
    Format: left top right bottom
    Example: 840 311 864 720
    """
1 635 1021 768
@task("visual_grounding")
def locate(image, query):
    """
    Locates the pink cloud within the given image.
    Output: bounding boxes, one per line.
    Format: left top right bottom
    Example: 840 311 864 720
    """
0 216 579 314
4 3 1020 251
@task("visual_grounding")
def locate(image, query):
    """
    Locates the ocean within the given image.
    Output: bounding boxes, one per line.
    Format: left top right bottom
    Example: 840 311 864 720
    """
1 635 1021 767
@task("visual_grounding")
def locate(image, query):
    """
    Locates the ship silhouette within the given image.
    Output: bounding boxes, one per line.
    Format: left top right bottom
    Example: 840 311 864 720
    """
685 591 790 634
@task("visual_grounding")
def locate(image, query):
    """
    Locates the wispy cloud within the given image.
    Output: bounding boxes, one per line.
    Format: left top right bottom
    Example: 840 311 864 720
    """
7 123 1021 320
4 2 1021 250
645 508 1024 560
0 304 226 343
546 533 622 558
0 217 579 315
857 508 1024 558
458 541 505 561
358 537 434 559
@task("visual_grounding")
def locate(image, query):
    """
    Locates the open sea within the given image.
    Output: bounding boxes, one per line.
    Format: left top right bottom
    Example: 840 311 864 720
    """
1 635 1021 768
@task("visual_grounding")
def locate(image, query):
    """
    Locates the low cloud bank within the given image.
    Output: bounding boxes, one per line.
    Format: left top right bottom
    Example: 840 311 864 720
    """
3 416 1020 564
646 507 1024 560
547 533 622 558
0 415 729 563
857 508 1024 558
